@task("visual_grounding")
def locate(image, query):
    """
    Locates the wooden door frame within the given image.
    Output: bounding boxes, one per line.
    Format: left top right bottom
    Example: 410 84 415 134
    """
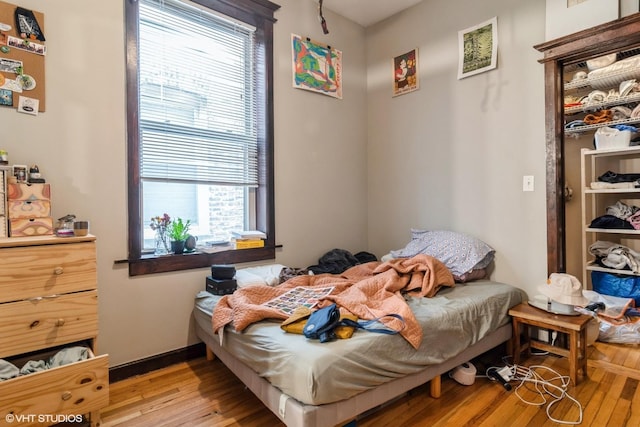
534 13 640 275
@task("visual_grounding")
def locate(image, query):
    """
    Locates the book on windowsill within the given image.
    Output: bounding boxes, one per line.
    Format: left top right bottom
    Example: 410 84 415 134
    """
234 238 265 249
231 230 267 240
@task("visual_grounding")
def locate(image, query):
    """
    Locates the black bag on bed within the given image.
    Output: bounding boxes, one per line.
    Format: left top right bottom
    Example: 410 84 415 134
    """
304 304 406 343
303 304 341 343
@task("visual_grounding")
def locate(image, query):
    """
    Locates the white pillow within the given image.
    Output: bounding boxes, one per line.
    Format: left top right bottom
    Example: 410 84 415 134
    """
390 230 494 277
235 264 286 288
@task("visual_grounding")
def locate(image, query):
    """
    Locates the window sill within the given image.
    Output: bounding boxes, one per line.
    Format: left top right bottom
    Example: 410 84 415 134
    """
123 245 279 276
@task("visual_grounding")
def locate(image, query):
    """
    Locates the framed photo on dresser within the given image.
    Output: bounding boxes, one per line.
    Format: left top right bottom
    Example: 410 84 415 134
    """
12 165 27 183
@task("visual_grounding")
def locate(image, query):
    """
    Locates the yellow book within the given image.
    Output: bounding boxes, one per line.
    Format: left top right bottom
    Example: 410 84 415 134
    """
234 239 265 249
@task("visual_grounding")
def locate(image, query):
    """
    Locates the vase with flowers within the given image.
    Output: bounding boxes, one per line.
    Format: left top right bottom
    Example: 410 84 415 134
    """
168 217 192 254
150 213 171 255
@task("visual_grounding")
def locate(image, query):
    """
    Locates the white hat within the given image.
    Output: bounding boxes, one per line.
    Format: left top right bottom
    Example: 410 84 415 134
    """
538 273 589 306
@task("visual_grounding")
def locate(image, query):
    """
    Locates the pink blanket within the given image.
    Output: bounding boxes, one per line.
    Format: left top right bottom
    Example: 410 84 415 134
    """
212 254 454 349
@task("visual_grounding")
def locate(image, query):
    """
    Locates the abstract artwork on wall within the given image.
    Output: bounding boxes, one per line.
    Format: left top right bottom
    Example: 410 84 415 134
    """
457 17 498 80
291 34 342 99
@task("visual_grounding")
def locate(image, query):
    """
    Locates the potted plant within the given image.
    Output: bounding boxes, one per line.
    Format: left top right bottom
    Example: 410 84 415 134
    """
167 217 191 254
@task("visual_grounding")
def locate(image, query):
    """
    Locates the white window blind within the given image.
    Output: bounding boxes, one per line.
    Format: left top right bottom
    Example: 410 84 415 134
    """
139 0 258 187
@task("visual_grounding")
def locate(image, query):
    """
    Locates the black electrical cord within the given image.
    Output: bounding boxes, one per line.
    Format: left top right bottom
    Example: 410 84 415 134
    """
487 367 512 391
318 0 329 34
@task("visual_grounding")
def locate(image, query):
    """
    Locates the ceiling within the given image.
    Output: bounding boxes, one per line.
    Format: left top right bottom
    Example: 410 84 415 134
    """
321 0 424 27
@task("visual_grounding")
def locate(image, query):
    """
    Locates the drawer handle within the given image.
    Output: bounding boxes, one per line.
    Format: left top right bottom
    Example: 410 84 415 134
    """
61 391 72 401
53 267 64 275
55 318 65 327
26 294 59 302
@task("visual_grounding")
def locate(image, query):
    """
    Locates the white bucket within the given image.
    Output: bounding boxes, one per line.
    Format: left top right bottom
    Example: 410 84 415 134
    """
595 126 631 149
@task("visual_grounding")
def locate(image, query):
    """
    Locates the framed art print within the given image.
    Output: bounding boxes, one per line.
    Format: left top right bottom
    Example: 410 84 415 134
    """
458 17 498 80
393 48 419 97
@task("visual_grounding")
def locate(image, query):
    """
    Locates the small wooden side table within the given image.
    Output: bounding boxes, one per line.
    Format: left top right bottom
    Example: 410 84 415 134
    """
509 302 592 384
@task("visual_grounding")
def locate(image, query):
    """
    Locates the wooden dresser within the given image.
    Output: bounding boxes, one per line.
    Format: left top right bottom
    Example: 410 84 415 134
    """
0 235 108 427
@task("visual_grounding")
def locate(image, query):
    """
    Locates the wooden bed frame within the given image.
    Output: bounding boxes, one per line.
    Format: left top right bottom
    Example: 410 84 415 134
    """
196 320 513 427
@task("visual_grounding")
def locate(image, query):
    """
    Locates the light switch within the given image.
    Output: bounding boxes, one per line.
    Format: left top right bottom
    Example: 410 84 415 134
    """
523 175 534 192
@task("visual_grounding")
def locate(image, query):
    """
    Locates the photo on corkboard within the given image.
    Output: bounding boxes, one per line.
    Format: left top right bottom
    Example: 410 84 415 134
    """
0 88 11 106
0 1 46 111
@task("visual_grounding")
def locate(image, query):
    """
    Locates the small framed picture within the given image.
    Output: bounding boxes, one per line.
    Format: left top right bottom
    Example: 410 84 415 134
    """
12 165 27 183
393 48 419 97
457 17 498 80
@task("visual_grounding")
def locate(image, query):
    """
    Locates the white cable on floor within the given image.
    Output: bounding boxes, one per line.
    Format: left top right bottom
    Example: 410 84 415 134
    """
486 363 583 425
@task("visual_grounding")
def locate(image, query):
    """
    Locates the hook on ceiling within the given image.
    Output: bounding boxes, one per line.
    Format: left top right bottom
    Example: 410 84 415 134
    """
318 0 329 34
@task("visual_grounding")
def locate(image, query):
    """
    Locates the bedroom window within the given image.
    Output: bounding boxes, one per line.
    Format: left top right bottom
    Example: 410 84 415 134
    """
125 0 279 276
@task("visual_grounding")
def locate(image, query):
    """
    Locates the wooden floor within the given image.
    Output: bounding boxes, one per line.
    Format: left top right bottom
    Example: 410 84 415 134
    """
101 341 640 427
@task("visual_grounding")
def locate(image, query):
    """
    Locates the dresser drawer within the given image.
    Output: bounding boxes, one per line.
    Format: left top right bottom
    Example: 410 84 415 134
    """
0 353 109 427
0 242 96 303
0 291 98 358
7 183 51 201
9 217 54 237
7 200 51 219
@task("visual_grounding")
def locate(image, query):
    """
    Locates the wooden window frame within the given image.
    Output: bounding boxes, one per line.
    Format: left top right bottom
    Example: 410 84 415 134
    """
124 0 280 276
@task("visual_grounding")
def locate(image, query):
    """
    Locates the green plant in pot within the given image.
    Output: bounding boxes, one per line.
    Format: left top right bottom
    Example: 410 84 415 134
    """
168 217 191 254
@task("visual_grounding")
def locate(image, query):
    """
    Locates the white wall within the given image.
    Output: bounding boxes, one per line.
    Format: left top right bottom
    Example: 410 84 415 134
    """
365 0 548 298
545 0 618 40
273 1 369 265
1 0 368 367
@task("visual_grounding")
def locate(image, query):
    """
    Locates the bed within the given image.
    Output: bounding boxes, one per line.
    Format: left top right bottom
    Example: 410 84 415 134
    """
193 244 524 427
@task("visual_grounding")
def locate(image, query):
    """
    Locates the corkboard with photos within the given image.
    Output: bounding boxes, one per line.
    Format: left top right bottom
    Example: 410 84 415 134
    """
0 0 45 112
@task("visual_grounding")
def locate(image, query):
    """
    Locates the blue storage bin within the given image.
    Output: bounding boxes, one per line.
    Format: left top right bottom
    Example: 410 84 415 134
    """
591 271 640 305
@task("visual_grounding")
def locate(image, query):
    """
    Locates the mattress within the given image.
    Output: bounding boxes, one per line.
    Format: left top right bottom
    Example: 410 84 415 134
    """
193 279 523 406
